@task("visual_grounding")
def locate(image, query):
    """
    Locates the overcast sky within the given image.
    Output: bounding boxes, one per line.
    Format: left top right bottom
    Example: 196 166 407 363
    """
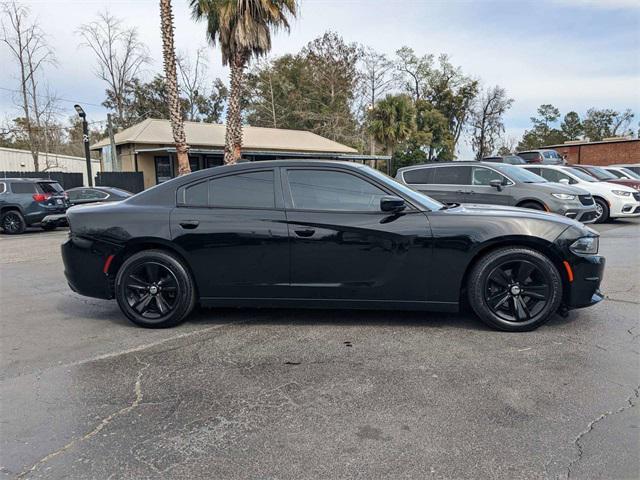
2 0 639 156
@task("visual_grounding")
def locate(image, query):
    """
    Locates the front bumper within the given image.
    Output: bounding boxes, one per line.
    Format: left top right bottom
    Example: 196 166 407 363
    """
42 214 68 227
61 236 118 300
564 254 605 309
552 201 598 224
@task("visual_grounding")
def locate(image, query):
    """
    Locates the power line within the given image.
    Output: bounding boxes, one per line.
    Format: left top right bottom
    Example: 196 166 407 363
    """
0 86 105 109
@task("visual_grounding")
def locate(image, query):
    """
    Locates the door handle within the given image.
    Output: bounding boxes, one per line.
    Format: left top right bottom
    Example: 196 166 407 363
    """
294 229 315 238
179 220 200 229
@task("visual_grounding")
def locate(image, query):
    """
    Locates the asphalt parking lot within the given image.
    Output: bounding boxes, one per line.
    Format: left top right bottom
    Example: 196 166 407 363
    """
1 220 639 480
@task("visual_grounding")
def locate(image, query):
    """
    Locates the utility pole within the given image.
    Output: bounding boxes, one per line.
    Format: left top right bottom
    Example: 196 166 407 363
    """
107 113 118 171
74 104 93 186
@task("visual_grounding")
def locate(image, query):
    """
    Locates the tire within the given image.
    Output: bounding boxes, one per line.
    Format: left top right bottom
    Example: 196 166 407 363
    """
1 210 26 235
115 249 196 328
41 224 57 231
518 201 545 211
593 197 610 224
467 247 563 332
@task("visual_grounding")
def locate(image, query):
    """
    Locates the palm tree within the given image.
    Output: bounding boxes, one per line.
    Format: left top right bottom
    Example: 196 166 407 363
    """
160 0 190 175
368 94 416 175
190 0 297 165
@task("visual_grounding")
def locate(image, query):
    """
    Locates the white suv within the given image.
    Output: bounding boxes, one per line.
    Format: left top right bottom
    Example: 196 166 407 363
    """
521 165 640 223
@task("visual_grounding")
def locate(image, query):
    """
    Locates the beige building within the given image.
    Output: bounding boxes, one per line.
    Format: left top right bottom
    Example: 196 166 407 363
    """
91 119 381 189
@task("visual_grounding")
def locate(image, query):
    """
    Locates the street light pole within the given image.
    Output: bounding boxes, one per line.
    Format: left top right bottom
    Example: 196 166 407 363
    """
74 104 93 187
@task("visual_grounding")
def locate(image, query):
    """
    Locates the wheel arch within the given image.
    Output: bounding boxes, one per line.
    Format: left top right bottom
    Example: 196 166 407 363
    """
1 205 24 216
110 237 199 297
458 236 568 308
515 198 547 211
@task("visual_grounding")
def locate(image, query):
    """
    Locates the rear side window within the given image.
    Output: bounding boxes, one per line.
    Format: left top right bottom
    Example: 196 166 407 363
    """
38 182 63 194
287 169 387 211
210 171 275 208
432 166 471 185
183 181 209 207
518 152 540 162
10 182 37 194
0 182 5 194
403 168 434 184
525 167 542 176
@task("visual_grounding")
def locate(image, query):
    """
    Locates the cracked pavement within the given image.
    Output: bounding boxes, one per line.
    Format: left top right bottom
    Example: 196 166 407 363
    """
1 220 638 479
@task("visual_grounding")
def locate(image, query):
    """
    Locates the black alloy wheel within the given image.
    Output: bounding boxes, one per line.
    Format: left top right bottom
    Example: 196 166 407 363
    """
1 211 26 234
484 260 550 323
115 250 195 328
467 247 563 331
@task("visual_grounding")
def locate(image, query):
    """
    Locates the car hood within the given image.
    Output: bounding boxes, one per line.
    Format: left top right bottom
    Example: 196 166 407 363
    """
445 203 582 228
601 178 640 189
521 182 589 195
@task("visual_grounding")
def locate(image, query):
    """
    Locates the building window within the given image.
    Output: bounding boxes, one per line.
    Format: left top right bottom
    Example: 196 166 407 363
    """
205 155 223 169
155 156 172 183
189 155 201 172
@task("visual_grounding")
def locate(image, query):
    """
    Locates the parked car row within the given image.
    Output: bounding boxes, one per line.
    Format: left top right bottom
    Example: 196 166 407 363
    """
0 180 132 234
396 161 640 224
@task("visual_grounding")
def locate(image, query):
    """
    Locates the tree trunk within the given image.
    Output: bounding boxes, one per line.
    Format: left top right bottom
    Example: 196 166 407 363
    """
160 0 190 175
225 55 245 165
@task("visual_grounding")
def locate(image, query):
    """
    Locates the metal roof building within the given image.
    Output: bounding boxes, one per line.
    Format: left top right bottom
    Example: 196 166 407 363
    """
91 119 386 189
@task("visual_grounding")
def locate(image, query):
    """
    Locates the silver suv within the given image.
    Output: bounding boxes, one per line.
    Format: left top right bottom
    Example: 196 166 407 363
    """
396 162 598 223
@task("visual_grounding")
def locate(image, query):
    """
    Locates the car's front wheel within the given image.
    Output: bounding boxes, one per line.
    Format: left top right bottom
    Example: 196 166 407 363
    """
593 198 610 223
115 250 196 328
467 247 563 331
1 210 26 234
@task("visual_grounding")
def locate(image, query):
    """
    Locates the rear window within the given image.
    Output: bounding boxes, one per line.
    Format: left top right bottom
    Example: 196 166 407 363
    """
10 182 37 194
432 166 471 185
38 182 63 194
518 152 540 162
543 151 561 159
402 168 434 184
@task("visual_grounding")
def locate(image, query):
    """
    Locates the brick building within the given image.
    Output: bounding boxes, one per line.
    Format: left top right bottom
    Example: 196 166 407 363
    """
542 138 639 166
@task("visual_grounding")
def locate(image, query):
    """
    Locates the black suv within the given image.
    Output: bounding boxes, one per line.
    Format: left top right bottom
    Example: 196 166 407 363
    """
0 178 70 234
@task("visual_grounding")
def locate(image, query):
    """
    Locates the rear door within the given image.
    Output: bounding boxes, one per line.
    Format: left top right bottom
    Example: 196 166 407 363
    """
430 165 472 204
170 169 290 299
282 167 432 303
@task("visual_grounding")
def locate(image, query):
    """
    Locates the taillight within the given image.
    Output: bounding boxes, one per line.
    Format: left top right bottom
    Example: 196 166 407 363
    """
32 193 51 202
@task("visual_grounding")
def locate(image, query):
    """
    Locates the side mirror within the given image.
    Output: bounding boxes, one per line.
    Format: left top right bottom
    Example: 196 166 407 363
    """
558 178 570 185
380 195 406 212
489 179 503 191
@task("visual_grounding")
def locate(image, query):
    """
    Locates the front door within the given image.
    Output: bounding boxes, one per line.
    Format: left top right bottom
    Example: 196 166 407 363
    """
468 165 514 205
170 169 289 299
282 167 432 303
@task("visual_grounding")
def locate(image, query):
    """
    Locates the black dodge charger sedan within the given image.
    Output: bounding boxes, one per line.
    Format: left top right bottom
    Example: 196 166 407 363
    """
62 160 604 331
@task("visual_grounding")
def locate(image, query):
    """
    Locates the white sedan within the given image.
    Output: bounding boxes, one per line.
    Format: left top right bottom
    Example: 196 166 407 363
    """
521 164 640 223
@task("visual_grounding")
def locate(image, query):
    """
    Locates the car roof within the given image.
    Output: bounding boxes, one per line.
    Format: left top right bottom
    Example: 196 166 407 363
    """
397 161 515 173
0 177 59 182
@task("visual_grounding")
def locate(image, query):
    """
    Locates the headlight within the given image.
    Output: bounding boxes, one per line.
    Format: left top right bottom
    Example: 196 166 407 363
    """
551 193 576 200
612 190 631 197
570 236 599 255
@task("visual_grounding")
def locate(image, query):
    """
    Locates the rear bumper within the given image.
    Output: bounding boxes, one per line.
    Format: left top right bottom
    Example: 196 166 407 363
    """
61 237 118 300
565 254 605 309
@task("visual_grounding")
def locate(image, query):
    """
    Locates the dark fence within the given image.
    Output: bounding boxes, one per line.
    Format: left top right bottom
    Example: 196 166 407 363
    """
0 171 83 189
95 172 145 193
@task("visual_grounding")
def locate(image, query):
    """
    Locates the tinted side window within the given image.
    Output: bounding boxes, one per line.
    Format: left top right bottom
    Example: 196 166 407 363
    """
525 167 541 176
606 169 624 178
11 183 37 194
210 171 275 208
288 169 387 211
0 182 5 194
403 168 434 184
184 181 209 206
432 166 471 185
472 167 505 186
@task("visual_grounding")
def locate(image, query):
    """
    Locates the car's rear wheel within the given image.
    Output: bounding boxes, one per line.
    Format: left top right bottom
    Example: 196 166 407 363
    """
467 247 562 331
115 250 196 328
593 198 609 223
1 210 26 234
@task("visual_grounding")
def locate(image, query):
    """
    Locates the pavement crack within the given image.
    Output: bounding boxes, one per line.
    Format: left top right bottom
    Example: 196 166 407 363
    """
566 385 639 478
17 357 151 479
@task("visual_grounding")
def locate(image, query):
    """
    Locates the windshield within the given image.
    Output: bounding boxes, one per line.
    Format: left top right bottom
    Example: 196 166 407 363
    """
498 164 548 183
586 166 617 181
563 167 598 182
620 167 640 180
364 166 444 211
